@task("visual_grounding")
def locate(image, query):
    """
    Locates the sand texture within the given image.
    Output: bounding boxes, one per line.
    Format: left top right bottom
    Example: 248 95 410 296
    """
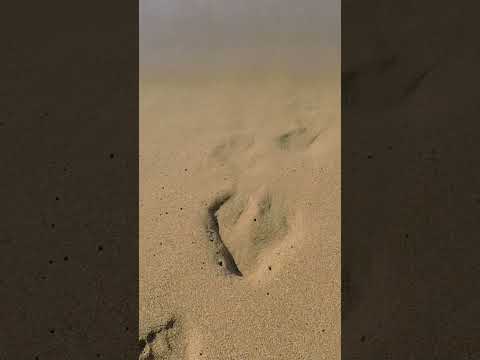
140 63 340 360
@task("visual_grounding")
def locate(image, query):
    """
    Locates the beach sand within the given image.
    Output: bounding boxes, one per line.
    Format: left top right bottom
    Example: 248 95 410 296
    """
140 2 339 358
139 59 340 359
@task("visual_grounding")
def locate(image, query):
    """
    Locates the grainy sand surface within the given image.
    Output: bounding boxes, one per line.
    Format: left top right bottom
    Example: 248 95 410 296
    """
140 2 339 359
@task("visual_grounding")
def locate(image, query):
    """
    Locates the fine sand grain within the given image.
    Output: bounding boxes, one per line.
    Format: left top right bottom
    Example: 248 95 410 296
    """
140 60 340 359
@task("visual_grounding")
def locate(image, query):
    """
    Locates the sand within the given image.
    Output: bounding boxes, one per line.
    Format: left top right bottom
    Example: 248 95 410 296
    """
139 59 340 360
140 3 340 354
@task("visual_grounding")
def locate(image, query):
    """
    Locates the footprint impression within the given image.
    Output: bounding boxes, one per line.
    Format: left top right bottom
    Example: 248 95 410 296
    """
275 127 321 151
138 318 181 360
206 186 289 277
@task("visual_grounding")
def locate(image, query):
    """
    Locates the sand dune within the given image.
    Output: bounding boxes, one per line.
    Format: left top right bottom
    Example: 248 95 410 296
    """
140 66 340 359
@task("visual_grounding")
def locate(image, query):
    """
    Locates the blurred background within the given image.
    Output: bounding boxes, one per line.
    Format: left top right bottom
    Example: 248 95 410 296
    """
140 0 339 75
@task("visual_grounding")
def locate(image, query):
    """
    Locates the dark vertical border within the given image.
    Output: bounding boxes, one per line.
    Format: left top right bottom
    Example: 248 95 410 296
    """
1 2 138 359
342 1 480 359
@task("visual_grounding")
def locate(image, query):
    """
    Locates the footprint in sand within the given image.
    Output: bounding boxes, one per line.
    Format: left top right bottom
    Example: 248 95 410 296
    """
206 186 290 278
275 127 321 151
209 133 254 163
138 318 181 360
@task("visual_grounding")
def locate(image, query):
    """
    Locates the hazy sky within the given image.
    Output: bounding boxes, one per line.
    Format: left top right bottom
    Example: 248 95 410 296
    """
140 0 339 69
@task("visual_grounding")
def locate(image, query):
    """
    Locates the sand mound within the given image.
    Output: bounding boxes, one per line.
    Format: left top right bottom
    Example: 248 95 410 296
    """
216 186 289 276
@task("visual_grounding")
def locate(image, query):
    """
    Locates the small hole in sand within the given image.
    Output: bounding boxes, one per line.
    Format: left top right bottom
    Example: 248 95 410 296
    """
218 260 223 267
268 266 272 271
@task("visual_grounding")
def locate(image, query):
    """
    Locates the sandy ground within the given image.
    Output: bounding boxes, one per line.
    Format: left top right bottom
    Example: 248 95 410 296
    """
139 61 340 359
